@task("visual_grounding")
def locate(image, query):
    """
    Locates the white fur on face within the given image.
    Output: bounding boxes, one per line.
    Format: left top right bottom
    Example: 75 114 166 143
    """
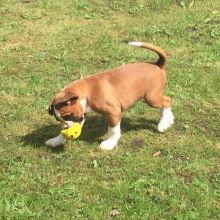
100 121 121 150
158 108 174 132
54 109 74 128
54 109 66 123
45 133 66 147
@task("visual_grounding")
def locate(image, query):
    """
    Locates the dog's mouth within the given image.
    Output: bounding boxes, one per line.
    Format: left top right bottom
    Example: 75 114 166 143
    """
62 114 85 123
61 114 85 129
58 113 85 129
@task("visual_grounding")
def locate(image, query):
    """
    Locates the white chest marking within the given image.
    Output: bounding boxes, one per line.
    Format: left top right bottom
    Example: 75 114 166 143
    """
80 98 91 113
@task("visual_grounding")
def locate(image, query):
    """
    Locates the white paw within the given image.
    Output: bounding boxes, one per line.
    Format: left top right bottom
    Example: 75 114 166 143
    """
100 138 119 151
158 108 174 132
45 134 66 147
100 122 121 150
158 119 174 132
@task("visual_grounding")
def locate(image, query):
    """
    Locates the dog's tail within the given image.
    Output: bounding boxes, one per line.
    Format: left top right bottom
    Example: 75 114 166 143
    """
129 42 167 69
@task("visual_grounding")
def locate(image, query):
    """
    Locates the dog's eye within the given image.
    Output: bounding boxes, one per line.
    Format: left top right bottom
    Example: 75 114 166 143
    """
55 101 71 109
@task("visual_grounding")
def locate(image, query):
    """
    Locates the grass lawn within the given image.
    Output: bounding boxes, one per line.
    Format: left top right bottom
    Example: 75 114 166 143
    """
0 0 219 219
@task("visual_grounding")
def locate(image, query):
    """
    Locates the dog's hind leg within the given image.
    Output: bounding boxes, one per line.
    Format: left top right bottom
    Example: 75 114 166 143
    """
157 96 174 132
145 93 174 132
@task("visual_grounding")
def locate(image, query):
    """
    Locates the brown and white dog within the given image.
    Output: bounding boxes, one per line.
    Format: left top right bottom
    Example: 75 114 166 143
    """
45 42 174 150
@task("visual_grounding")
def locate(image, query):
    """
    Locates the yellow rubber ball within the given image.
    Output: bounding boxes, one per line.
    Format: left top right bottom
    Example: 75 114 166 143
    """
61 123 82 140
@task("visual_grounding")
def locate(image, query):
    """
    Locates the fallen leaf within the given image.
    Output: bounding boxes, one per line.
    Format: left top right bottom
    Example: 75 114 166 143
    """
110 209 119 217
153 150 161 157
93 159 98 168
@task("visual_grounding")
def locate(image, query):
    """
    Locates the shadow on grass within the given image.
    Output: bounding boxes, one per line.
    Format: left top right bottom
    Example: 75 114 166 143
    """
21 114 158 150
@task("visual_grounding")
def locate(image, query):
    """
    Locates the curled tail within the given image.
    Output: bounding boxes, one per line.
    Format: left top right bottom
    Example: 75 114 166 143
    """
129 42 167 69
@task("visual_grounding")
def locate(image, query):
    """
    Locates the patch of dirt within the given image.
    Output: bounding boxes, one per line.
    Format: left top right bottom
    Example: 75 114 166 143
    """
130 138 144 151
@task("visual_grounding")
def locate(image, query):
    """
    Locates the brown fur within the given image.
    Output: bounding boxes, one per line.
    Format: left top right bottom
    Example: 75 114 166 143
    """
50 43 172 128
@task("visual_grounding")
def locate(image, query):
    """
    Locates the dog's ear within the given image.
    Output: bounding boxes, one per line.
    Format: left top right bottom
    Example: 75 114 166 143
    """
48 98 55 115
54 92 78 106
48 104 54 115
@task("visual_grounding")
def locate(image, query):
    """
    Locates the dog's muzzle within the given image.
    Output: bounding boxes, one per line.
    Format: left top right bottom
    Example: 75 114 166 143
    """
62 114 85 123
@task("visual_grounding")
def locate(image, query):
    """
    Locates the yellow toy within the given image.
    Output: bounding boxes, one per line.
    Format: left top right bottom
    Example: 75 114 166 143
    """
61 123 82 140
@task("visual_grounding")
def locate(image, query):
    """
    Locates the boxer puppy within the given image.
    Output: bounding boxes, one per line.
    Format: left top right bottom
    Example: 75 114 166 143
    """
45 42 174 150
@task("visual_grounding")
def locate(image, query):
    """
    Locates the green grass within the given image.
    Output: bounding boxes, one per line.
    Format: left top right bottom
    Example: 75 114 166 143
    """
0 0 220 219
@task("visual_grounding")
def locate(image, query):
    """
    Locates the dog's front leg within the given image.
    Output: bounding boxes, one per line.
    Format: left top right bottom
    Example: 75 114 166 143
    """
45 134 66 147
100 122 121 150
100 115 121 150
45 121 75 147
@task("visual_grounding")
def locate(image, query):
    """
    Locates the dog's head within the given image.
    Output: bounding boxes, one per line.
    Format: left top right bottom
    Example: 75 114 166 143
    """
48 90 85 127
